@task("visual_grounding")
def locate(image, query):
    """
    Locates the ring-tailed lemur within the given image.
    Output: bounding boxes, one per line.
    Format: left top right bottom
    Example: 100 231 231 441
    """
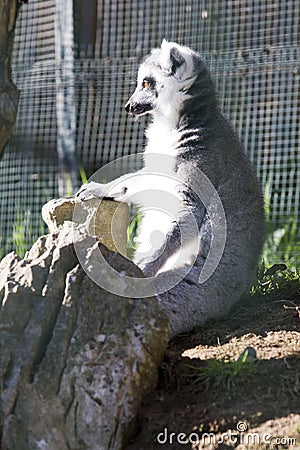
76 40 265 338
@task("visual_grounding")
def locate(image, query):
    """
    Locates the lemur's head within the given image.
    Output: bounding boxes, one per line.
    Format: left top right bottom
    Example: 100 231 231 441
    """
125 40 211 120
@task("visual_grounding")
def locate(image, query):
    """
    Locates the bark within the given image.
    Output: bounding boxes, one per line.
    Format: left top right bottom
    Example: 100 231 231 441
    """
0 0 25 158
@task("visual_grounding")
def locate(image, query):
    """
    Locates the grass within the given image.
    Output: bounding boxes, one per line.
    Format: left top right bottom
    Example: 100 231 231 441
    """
185 348 258 390
0 166 90 260
263 219 300 271
126 208 142 259
79 165 88 184
1 209 47 260
263 179 300 271
250 261 300 301
12 210 30 259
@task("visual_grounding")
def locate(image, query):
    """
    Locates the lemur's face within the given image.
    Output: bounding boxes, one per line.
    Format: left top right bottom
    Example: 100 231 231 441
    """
125 40 199 118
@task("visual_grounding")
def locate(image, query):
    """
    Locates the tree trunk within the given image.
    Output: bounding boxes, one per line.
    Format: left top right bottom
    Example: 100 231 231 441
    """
0 0 24 159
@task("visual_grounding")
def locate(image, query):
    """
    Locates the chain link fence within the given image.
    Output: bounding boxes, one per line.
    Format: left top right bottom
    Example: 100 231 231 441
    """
1 0 299 267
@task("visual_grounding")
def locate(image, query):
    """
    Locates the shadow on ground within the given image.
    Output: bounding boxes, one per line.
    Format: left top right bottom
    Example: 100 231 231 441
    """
126 280 300 449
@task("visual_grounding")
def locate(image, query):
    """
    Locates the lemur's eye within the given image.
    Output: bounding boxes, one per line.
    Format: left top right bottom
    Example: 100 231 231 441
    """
142 80 151 90
142 78 156 91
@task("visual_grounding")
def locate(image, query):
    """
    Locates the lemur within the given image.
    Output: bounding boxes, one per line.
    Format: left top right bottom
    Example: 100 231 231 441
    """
77 40 265 338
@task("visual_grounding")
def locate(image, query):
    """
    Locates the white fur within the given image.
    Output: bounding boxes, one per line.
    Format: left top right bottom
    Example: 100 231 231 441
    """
156 39 197 81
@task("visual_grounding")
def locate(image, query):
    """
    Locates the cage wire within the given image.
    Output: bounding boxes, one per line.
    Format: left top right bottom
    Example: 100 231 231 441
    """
0 0 299 267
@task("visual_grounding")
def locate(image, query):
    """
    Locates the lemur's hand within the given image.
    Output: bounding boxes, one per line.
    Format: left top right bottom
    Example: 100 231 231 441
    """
76 182 108 201
76 181 128 201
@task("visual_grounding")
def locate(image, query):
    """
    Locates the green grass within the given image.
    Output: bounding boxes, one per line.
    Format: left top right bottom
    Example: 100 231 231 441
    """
126 209 142 259
12 210 31 258
250 261 300 301
185 349 258 389
0 209 47 260
263 179 299 271
79 165 88 185
0 165 90 260
263 218 299 271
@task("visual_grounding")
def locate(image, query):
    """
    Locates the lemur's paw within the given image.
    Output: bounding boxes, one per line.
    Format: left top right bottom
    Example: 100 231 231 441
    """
76 182 107 201
76 181 128 201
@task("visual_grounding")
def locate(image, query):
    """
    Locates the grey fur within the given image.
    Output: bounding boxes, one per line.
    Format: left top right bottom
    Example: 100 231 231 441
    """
77 41 265 338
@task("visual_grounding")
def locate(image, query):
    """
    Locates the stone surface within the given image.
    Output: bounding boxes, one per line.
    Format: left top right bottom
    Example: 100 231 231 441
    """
42 197 130 256
0 205 169 449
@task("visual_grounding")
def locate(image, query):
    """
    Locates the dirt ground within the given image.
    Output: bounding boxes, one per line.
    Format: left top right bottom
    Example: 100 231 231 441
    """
125 272 300 450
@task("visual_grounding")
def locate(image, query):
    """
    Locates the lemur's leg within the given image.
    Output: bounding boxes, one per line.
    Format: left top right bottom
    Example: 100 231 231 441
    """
140 207 208 277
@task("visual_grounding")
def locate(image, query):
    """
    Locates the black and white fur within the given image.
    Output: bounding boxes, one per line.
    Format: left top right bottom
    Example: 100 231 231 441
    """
77 40 265 338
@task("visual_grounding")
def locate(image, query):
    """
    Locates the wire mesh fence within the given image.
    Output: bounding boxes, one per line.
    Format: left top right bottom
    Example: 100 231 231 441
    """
1 0 299 267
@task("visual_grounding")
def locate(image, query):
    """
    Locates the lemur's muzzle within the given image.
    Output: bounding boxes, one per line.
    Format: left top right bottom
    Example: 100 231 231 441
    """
125 100 153 116
125 88 155 116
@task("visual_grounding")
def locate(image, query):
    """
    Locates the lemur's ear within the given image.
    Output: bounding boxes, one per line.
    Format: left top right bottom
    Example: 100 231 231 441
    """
169 47 185 74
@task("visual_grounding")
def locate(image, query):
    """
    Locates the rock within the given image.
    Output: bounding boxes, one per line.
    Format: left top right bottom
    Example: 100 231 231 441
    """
42 197 130 256
0 200 169 450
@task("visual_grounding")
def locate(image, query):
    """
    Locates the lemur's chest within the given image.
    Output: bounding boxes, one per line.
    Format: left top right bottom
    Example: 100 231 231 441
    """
132 173 183 263
145 121 182 157
132 158 183 263
132 121 190 263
